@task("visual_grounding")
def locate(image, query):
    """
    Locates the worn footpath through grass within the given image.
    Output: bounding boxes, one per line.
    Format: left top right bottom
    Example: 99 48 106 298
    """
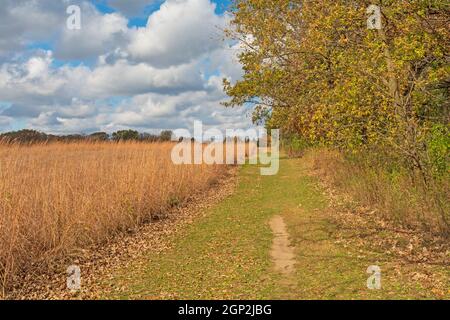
104 157 449 299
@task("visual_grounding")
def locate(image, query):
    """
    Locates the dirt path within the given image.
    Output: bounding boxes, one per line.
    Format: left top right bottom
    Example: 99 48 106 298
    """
269 216 296 275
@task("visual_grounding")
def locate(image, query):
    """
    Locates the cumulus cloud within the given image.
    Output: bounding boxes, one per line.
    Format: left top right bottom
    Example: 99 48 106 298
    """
106 90 251 131
0 50 207 104
55 3 129 60
127 0 225 67
107 0 159 16
83 59 205 97
0 51 89 106
0 116 12 127
24 89 251 135
0 0 72 58
0 49 245 133
0 0 247 134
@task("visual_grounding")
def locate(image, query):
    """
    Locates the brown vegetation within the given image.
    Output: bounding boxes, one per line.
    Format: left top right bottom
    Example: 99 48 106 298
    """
304 148 449 236
0 141 226 294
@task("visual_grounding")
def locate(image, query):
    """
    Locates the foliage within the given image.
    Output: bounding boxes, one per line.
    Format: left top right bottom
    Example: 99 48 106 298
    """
112 130 140 141
0 129 55 143
224 0 449 179
160 130 174 142
0 129 176 144
88 132 110 141
305 147 449 235
427 124 449 179
282 134 312 157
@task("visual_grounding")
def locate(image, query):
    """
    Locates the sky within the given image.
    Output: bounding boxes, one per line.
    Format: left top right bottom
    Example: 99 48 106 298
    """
0 0 252 134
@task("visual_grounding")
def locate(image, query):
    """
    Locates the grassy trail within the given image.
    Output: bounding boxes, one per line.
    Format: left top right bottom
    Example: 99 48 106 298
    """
105 157 449 299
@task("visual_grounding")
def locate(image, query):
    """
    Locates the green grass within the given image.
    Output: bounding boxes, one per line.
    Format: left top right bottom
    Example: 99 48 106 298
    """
104 158 449 300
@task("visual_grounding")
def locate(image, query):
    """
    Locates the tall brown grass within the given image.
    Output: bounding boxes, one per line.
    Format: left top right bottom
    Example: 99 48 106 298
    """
0 141 227 293
304 148 449 237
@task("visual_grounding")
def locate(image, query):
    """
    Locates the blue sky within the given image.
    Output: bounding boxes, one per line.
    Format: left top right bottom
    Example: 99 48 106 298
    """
0 0 249 134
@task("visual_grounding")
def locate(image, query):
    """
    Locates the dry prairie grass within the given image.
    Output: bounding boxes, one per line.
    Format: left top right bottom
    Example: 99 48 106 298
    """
304 148 449 236
0 141 227 294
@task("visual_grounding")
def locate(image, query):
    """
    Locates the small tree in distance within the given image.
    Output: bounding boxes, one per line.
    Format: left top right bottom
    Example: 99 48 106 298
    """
160 130 173 142
88 132 109 141
112 130 140 141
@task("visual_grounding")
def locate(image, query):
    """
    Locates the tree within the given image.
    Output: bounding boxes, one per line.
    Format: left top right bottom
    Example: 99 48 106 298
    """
224 0 449 228
0 129 53 143
224 0 449 170
112 130 140 141
88 132 109 141
140 132 159 142
160 130 173 142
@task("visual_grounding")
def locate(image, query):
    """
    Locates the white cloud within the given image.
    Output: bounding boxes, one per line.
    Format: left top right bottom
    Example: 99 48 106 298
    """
0 116 11 127
209 42 244 84
127 0 225 67
55 3 129 60
107 0 159 16
0 0 69 57
0 51 207 104
0 0 247 134
83 58 205 97
0 51 89 106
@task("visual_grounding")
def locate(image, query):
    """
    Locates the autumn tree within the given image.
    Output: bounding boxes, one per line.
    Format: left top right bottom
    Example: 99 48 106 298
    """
224 0 449 226
224 0 449 172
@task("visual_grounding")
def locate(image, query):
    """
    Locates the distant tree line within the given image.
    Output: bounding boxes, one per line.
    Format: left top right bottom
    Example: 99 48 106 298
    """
0 129 174 144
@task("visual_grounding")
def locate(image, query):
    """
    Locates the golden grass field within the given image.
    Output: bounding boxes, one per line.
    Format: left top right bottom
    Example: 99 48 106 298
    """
0 141 227 292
